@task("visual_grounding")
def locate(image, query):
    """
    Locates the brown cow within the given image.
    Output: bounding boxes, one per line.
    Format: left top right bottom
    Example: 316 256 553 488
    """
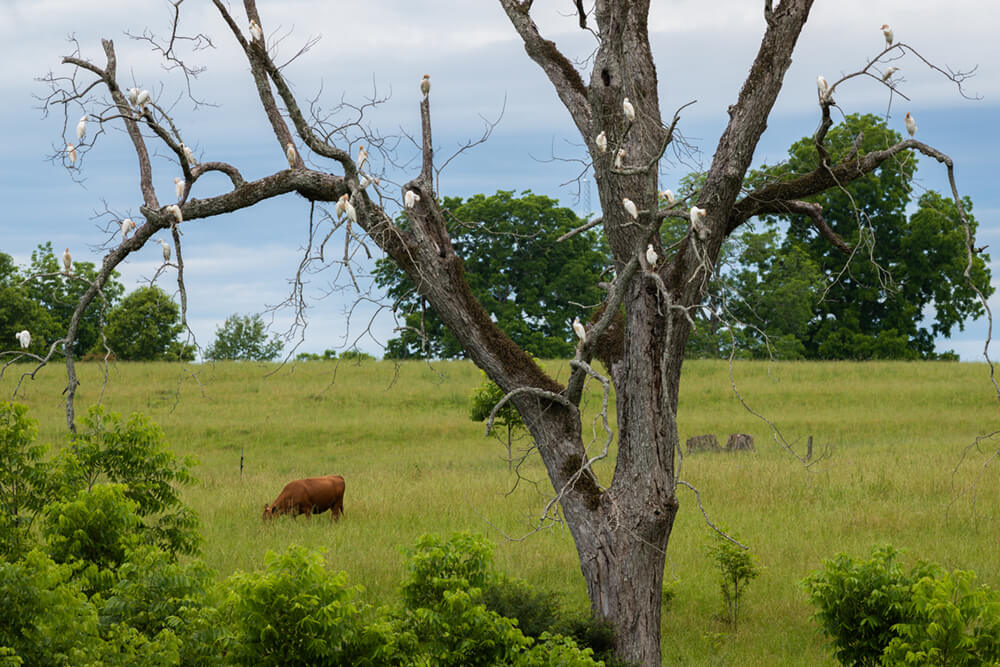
262 475 345 521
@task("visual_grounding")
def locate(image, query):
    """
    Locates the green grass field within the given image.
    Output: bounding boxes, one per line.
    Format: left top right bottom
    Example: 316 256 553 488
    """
4 358 999 665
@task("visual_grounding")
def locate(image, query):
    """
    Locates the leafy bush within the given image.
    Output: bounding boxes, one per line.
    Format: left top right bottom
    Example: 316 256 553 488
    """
482 575 562 640
0 402 50 559
707 532 762 629
204 313 283 361
401 532 494 609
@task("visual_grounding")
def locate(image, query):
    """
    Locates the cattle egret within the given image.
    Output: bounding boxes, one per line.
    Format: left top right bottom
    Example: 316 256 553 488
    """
659 189 676 205
817 75 830 102
62 248 72 275
646 244 658 268
66 143 77 165
174 177 185 200
614 147 625 170
15 330 31 349
338 194 357 223
158 239 171 262
286 142 297 168
404 190 421 209
127 87 140 106
120 218 136 240
881 24 893 47
249 19 263 42
882 67 900 82
622 198 639 220
357 145 368 173
165 204 183 223
905 112 917 137
136 89 150 110
572 317 586 343
622 97 635 122
420 74 430 97
76 115 87 141
690 206 708 240
180 143 197 166
595 131 607 153
335 194 347 216
359 174 379 189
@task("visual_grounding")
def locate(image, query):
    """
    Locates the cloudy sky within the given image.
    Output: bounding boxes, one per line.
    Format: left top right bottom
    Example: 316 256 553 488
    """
2 1 998 360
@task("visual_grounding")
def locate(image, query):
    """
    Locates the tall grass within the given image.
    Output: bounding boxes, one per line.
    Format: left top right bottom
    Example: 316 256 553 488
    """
4 358 999 665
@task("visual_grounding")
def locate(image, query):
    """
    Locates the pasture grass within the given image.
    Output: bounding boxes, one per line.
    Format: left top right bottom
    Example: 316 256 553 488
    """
4 358 1000 665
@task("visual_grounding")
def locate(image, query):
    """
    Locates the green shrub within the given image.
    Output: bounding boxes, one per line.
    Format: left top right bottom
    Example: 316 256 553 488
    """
401 532 494 609
707 533 762 629
482 575 562 640
0 402 51 559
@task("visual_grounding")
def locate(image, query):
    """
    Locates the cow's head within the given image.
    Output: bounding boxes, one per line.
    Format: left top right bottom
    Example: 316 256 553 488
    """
262 504 275 520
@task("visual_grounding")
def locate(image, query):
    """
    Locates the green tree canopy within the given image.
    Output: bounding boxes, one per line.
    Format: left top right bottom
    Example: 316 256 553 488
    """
375 191 607 359
103 286 195 361
0 251 61 356
204 313 284 361
688 114 991 360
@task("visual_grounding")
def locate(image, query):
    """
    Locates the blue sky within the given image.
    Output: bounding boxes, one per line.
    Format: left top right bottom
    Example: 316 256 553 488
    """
2 1 998 360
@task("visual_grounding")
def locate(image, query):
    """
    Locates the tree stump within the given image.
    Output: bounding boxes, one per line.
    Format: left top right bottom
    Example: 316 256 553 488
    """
726 433 755 452
686 434 721 453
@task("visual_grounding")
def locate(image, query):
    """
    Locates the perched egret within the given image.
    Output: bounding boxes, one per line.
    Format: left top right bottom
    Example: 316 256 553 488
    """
158 239 171 262
817 75 830 102
165 204 183 223
66 143 77 165
136 89 150 110
356 145 368 173
659 189 676 205
614 147 625 170
572 317 586 343
120 218 136 240
286 142 297 168
15 330 31 349
690 206 708 240
127 87 140 106
420 74 430 97
62 248 72 275
645 243 658 268
359 174 380 189
174 177 185 200
404 190 421 209
880 24 893 47
905 112 917 137
335 194 347 216
76 115 87 141
338 194 357 223
181 143 196 166
595 130 608 153
249 19 263 42
622 198 638 220
881 67 900 82
622 97 635 122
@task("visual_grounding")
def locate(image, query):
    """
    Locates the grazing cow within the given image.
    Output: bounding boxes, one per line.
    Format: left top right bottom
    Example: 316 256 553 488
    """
262 475 345 521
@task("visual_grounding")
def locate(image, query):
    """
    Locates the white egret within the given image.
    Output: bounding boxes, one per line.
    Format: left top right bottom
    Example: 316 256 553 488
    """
76 115 87 141
905 112 917 137
158 239 171 262
174 177 185 200
881 67 900 82
622 198 638 220
357 145 368 173
614 147 625 170
689 206 708 240
136 89 150 110
420 74 430 97
165 204 183 223
404 190 421 209
359 174 380 189
120 218 136 240
881 24 893 47
249 19 263 42
645 244 658 268
817 75 830 102
286 142 297 168
595 131 607 153
180 143 196 166
15 330 31 349
335 194 347 216
62 248 72 275
338 194 357 223
572 316 586 343
659 189 676 205
622 97 635 122
127 87 140 106
66 143 77 165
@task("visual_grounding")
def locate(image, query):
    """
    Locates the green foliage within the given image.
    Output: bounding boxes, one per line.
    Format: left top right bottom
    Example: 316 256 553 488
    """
0 402 50 559
103 286 194 361
376 191 607 359
482 575 562 640
706 533 761 629
401 532 494 609
882 569 1000 666
204 312 283 361
802 545 938 666
59 405 200 557
295 348 340 361
0 251 60 356
224 545 373 667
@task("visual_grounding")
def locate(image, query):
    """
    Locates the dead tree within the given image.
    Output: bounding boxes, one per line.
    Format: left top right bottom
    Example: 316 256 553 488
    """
36 1 987 663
